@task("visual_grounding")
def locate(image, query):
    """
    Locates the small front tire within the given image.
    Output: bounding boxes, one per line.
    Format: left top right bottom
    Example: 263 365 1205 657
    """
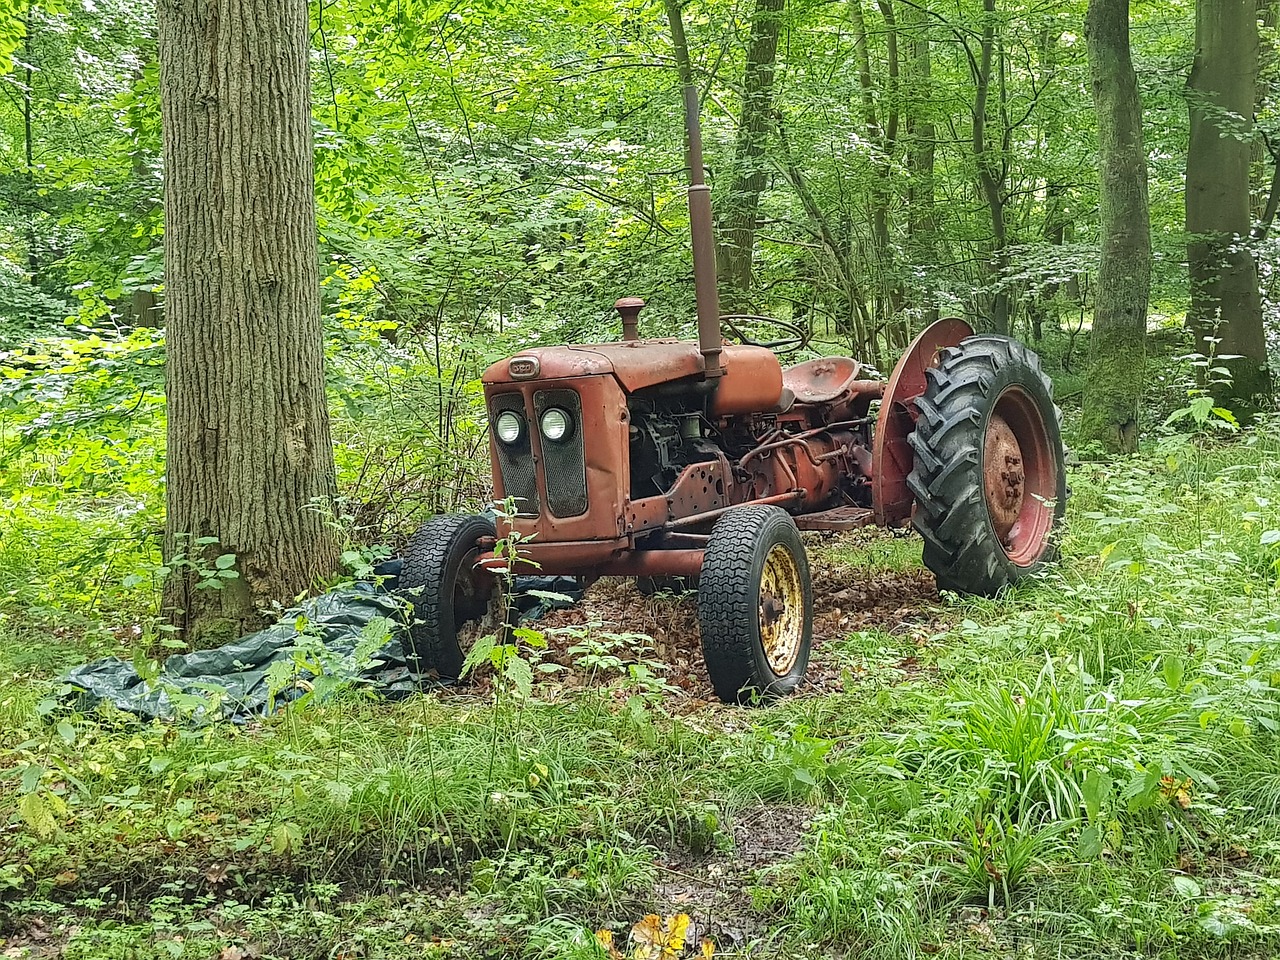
698 506 812 704
399 514 502 681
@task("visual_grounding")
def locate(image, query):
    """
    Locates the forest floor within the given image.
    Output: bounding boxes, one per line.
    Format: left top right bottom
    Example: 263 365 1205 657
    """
6 439 1280 959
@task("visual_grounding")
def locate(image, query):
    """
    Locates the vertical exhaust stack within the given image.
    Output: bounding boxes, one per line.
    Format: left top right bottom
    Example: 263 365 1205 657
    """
681 84 724 379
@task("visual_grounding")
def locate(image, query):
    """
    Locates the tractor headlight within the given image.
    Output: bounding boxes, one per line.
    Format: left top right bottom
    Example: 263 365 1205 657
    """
495 410 524 445
540 407 573 442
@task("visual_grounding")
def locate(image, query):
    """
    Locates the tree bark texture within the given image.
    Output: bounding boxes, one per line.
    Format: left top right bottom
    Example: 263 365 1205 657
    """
22 7 39 281
718 0 785 300
905 2 938 325
1082 0 1150 454
158 0 337 644
972 0 1010 334
1186 0 1271 408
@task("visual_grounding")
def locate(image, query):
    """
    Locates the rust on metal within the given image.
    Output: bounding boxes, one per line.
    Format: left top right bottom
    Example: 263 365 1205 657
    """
616 296 645 341
759 543 804 675
986 385 1057 565
478 546 704 579
707 346 784 415
663 459 728 521
664 491 803 531
681 83 723 378
794 506 875 531
484 341 782 395
872 317 974 526
782 356 865 404
485 375 630 544
983 412 1024 542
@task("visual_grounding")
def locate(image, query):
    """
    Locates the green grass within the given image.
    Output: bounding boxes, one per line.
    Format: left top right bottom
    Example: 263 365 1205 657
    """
6 435 1280 959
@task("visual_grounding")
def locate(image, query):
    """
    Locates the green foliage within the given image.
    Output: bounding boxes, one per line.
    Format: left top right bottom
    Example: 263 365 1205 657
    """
7 434 1280 956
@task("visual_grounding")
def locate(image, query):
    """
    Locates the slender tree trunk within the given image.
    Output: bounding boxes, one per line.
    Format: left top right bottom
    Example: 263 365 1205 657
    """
1251 0 1276 223
973 0 1010 334
21 6 38 282
905 2 939 325
1186 0 1271 408
158 0 337 645
718 0 785 301
1082 0 1150 454
1029 25 1066 342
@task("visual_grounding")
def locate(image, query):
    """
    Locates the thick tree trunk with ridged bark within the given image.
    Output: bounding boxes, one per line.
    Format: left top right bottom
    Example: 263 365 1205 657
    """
158 0 337 645
1186 0 1271 409
1082 0 1149 453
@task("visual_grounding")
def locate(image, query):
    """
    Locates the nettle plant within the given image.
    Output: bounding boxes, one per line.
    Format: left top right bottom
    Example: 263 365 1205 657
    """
456 501 679 709
1163 338 1241 435
458 500 562 701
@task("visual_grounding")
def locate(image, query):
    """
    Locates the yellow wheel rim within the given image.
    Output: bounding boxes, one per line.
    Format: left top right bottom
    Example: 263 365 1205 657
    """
759 543 805 676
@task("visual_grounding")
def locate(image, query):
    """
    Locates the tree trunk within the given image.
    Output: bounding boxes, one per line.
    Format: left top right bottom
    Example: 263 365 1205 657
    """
718 0 785 300
973 0 1010 334
157 0 337 645
1082 0 1150 454
1186 0 1271 409
905 2 939 325
21 6 38 282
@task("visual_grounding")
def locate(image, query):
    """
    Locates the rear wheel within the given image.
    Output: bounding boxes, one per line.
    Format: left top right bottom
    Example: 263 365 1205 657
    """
399 514 502 681
697 506 812 703
907 335 1066 595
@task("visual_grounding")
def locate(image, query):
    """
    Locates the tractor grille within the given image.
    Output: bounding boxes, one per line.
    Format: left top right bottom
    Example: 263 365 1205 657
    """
534 389 588 517
490 393 538 515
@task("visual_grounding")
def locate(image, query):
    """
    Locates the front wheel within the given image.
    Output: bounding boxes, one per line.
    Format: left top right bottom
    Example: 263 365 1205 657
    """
399 514 502 681
698 506 813 704
907 335 1067 596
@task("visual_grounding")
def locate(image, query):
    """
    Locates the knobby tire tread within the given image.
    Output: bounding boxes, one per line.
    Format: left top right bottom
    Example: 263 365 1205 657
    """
907 336 1065 596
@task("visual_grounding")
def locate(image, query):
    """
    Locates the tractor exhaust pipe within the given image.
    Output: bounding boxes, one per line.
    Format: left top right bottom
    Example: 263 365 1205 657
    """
681 84 724 379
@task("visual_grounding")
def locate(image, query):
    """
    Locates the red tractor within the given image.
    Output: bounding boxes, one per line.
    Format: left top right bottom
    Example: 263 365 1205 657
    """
400 86 1066 703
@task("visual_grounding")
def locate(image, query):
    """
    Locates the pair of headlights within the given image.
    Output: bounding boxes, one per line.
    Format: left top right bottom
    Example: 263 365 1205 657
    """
495 407 573 445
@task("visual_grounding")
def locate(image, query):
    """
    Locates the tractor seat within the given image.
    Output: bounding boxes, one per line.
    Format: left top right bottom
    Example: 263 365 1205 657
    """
782 357 864 405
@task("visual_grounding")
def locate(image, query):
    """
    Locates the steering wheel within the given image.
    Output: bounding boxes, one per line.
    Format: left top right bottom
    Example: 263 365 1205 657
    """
720 314 811 354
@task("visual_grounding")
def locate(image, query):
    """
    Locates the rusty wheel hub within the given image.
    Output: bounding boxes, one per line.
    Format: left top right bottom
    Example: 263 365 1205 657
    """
759 544 804 676
984 412 1025 546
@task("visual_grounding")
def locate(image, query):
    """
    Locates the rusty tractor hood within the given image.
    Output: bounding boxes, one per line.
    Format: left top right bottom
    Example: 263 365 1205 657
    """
484 339 713 392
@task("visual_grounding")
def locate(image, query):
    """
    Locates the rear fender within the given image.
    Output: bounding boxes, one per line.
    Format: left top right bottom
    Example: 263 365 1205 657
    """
871 318 974 526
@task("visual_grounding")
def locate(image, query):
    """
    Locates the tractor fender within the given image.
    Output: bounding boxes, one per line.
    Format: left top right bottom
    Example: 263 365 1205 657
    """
871 318 974 526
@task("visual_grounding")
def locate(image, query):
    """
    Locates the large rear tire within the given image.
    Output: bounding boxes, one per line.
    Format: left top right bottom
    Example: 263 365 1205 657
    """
698 506 812 704
907 335 1066 596
399 514 502 681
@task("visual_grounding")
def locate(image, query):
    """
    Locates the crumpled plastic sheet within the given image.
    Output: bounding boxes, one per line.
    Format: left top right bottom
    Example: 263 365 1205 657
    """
61 568 582 724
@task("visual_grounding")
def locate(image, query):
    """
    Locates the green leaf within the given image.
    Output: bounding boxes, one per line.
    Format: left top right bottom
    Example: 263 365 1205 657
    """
1162 655 1185 691
1077 824 1103 859
19 792 57 838
512 625 547 649
461 632 497 677
1172 875 1201 899
503 653 533 698
214 554 237 570
1082 769 1112 822
56 721 76 746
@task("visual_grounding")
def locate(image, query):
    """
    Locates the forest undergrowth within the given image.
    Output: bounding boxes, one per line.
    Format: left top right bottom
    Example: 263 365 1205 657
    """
5 340 1280 958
